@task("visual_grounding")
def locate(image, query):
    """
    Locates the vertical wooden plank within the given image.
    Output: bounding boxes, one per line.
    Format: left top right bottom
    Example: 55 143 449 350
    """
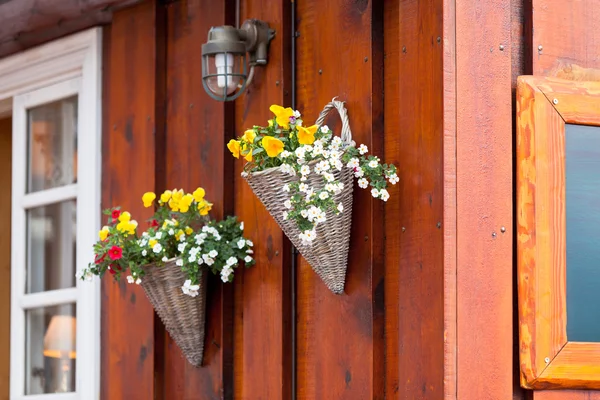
456 0 513 399
159 0 233 398
233 0 292 399
0 117 11 400
443 0 458 397
101 2 165 399
532 0 600 75
295 1 384 398
384 0 446 397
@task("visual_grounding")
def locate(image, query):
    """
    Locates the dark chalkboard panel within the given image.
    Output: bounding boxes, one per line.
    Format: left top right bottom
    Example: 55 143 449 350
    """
566 124 600 342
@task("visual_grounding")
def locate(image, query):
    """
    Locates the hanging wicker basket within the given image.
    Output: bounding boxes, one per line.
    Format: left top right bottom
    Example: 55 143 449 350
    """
244 100 354 294
140 259 207 366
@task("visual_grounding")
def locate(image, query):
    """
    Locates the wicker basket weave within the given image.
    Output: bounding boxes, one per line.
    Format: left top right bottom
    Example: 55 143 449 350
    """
141 259 207 366
244 100 354 294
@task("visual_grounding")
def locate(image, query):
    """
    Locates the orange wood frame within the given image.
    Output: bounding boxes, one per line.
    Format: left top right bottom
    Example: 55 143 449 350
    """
517 75 600 390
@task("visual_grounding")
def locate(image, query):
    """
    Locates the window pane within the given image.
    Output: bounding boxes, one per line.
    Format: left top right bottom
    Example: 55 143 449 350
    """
27 96 78 193
25 303 76 394
566 124 600 342
26 201 76 293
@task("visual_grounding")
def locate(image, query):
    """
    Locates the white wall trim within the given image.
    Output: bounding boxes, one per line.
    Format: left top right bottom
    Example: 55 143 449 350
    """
5 28 102 400
0 29 101 102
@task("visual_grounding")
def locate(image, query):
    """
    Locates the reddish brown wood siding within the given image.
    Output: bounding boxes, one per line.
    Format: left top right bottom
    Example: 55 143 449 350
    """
158 1 234 399
232 0 292 399
85 0 599 398
455 0 514 398
101 2 164 399
384 0 446 398
294 1 385 399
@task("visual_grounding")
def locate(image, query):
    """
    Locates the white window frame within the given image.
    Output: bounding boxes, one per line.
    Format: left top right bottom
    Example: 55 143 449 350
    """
0 28 102 400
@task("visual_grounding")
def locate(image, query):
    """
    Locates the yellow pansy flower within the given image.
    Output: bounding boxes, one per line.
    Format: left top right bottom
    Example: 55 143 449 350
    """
198 200 213 216
171 189 184 202
179 194 194 213
160 190 172 204
175 229 184 241
168 189 184 212
261 136 284 157
185 227 193 235
118 211 131 222
117 219 137 235
193 187 205 202
241 143 253 162
269 105 294 129
126 220 138 235
243 129 256 143
99 226 109 241
297 124 318 145
149 239 157 248
227 139 241 158
142 192 156 208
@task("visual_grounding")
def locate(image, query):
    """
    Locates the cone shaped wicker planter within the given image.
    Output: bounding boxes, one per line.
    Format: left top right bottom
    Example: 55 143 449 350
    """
141 259 207 367
244 100 354 294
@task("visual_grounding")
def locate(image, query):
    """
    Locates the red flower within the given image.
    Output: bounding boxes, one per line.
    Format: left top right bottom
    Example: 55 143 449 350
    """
108 245 123 260
111 209 121 221
150 219 159 228
95 253 106 264
108 264 122 275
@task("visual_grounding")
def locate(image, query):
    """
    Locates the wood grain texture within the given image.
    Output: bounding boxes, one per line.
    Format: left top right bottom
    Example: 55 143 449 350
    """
518 77 600 393
533 2 600 397
158 1 233 398
0 0 143 58
0 117 10 400
232 0 292 398
295 0 384 398
443 0 458 396
532 0 600 75
533 78 600 126
101 3 164 399
384 0 446 398
516 76 567 387
456 0 514 398
535 343 600 389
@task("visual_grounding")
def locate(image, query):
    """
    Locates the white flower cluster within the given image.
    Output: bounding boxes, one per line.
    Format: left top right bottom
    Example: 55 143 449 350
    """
176 226 254 296
181 280 200 297
278 130 349 246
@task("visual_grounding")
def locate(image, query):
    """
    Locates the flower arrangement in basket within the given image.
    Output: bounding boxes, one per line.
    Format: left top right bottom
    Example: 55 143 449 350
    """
77 188 254 366
228 99 397 294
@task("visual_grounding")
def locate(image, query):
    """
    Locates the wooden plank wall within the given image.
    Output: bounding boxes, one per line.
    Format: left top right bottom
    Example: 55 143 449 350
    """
384 0 446 398
101 2 164 399
531 0 600 399
232 0 292 399
159 1 233 399
456 0 514 399
295 0 385 398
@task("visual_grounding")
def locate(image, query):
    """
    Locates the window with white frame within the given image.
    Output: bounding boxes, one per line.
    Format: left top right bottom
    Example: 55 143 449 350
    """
2 29 102 400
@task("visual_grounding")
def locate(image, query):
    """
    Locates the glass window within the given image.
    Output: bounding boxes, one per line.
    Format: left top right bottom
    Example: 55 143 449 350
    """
566 124 600 342
27 97 78 193
25 304 76 394
26 201 77 293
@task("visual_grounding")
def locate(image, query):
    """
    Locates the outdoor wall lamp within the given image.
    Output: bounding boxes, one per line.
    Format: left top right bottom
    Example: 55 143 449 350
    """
201 19 275 101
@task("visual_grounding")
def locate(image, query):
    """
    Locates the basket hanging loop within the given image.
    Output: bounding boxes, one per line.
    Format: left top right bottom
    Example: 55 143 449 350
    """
314 98 352 145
